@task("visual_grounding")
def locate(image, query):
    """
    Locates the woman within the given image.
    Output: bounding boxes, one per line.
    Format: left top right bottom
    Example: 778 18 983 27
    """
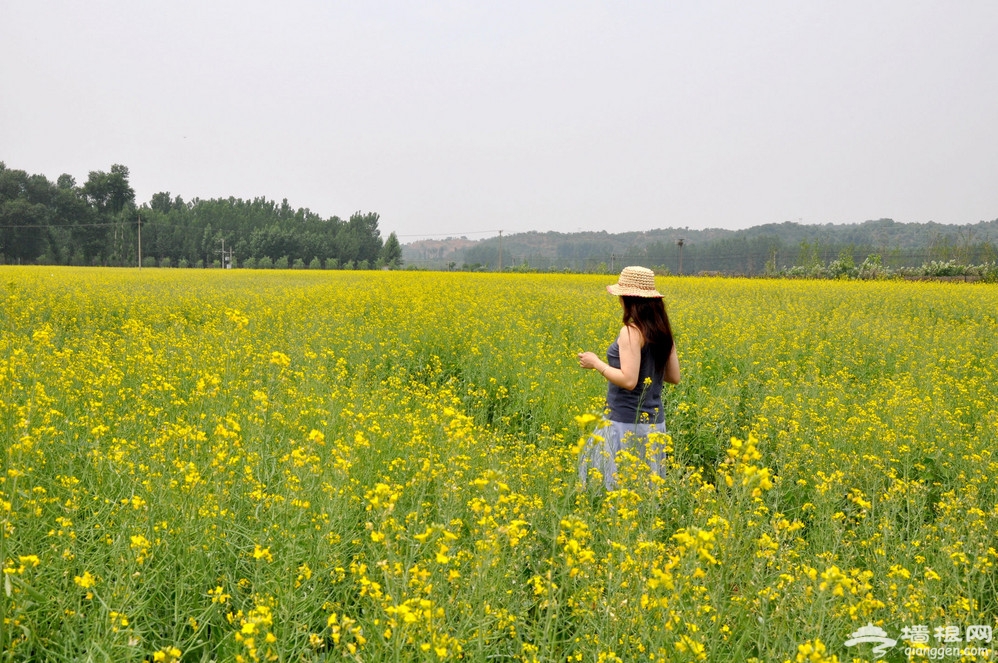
577 266 680 489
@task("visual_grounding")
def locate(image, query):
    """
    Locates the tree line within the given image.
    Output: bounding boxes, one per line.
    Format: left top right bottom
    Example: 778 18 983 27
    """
431 219 998 275
0 162 402 269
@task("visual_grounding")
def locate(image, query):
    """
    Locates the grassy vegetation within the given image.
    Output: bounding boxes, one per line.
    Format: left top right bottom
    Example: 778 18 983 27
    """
2 268 996 662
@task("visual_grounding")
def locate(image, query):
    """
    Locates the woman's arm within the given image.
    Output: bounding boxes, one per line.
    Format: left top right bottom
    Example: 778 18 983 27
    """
664 344 680 384
578 326 642 390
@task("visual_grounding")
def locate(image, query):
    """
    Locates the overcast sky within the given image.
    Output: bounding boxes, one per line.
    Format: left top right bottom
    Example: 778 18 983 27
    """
3 1 997 240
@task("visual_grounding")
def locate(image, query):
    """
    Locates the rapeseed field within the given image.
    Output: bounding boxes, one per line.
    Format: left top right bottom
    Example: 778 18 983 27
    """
1 267 996 662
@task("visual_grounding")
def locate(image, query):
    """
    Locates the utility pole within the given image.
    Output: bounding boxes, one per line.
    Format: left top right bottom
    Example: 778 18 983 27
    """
217 238 230 269
137 212 142 269
498 230 503 272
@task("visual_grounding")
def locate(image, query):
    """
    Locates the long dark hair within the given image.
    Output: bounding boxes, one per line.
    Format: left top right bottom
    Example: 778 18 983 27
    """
620 296 674 376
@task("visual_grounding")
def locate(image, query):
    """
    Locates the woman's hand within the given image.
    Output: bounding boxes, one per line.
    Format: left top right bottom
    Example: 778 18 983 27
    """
577 351 603 371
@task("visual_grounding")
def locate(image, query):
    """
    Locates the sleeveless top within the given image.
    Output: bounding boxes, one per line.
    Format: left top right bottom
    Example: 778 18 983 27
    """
605 339 665 424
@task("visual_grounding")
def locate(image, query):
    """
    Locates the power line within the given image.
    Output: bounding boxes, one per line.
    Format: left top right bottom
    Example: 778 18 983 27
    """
0 218 248 237
0 220 124 229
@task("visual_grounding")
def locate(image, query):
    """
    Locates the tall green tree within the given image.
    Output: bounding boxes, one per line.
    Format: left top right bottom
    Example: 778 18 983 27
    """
82 164 134 216
345 212 384 263
380 232 403 268
0 166 54 262
0 198 49 262
77 164 135 264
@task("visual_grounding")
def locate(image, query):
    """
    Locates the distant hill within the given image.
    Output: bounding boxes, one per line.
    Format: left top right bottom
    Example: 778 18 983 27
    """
402 218 998 275
399 236 481 265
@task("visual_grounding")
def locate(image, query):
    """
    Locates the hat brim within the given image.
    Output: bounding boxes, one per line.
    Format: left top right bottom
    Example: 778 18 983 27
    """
606 284 663 298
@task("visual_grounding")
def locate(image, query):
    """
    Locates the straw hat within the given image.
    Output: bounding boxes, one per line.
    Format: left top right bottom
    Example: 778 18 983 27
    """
606 266 663 298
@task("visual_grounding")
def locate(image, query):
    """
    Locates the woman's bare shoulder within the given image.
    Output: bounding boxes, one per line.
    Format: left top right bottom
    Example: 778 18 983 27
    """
618 325 644 347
